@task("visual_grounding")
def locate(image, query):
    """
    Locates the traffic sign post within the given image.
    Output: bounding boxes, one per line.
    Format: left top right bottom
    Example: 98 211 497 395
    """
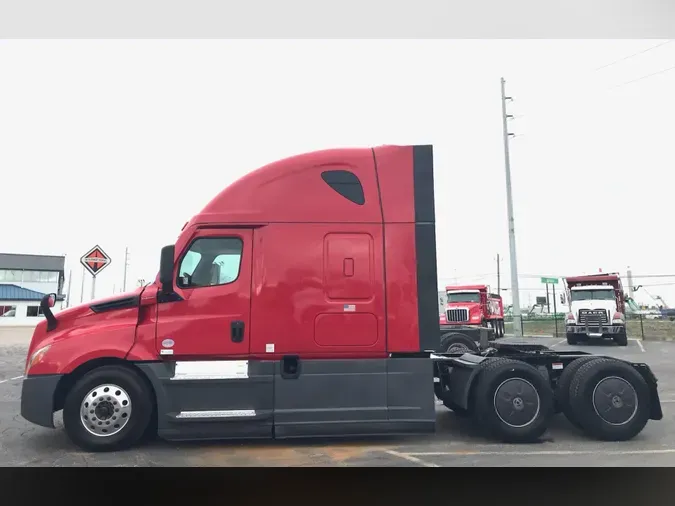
539 277 560 336
552 282 558 337
80 245 112 300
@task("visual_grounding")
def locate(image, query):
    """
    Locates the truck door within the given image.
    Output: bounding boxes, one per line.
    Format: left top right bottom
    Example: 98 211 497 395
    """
154 228 274 439
156 228 253 358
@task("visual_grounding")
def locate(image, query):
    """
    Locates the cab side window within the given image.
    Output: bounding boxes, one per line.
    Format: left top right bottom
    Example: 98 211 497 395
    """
177 237 243 288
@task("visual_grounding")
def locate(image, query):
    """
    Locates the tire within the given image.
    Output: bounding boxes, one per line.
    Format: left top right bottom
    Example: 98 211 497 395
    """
499 320 505 338
472 358 554 443
613 331 628 347
490 320 500 339
440 332 479 354
553 356 603 425
568 357 651 441
566 333 579 346
63 365 154 452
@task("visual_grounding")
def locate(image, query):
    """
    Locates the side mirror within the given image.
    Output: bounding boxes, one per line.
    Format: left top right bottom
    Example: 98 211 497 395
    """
159 245 176 293
40 293 58 331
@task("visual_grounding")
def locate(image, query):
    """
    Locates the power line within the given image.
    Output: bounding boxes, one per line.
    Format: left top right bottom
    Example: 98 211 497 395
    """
595 40 672 71
630 274 675 279
519 273 675 280
609 64 675 90
633 282 675 288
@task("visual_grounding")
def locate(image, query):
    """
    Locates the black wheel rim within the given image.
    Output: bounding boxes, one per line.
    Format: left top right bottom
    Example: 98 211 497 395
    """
592 376 638 425
493 378 541 428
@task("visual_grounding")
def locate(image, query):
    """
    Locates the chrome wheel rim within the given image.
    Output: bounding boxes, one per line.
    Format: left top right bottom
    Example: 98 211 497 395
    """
80 383 132 437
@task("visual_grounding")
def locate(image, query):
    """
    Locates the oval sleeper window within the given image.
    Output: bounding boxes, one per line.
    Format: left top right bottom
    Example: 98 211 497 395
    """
321 170 365 205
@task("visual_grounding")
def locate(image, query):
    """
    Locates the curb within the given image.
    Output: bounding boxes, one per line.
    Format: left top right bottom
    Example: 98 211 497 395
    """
504 334 556 339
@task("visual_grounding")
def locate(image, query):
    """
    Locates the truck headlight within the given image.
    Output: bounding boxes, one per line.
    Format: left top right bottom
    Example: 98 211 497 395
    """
612 312 625 324
25 344 51 374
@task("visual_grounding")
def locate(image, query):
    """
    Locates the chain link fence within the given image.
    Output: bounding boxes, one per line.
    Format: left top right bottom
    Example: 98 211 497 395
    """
503 312 675 340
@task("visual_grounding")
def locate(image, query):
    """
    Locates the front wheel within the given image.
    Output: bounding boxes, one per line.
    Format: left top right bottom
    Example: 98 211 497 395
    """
613 331 628 347
566 333 579 345
63 365 154 452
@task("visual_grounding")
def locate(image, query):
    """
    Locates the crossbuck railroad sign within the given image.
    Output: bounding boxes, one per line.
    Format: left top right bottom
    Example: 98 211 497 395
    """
80 245 112 277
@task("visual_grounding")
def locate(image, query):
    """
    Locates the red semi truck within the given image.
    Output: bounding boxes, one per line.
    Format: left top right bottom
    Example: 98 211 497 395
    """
21 145 662 452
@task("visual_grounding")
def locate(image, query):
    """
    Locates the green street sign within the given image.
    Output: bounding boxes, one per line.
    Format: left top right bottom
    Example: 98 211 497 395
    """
541 277 559 284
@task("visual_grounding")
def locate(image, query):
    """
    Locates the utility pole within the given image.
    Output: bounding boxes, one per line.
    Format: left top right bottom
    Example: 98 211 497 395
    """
80 265 85 303
496 254 501 293
123 247 129 292
500 77 523 337
65 270 72 308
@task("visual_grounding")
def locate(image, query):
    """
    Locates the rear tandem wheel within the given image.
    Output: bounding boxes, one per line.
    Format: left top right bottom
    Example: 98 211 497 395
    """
568 357 651 441
554 355 603 426
471 358 554 443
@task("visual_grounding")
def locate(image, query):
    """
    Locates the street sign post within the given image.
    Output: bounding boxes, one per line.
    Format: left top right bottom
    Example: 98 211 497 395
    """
553 282 558 337
80 245 112 300
540 277 559 284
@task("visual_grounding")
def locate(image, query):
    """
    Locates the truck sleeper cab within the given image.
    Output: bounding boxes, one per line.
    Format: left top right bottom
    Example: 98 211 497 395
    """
20 145 662 452
21 145 441 450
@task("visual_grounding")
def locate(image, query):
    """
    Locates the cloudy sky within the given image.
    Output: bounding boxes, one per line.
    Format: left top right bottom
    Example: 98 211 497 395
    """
1 40 674 308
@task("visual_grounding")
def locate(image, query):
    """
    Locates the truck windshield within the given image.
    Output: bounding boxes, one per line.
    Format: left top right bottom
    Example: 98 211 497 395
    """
570 289 615 301
447 292 480 303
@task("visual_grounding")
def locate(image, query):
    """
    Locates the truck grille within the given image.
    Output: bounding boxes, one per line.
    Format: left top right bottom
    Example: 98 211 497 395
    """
578 309 609 325
446 309 469 322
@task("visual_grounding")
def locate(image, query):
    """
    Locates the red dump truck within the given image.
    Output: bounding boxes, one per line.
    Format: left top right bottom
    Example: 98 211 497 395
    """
21 145 662 452
564 273 628 346
438 284 504 353
441 284 504 334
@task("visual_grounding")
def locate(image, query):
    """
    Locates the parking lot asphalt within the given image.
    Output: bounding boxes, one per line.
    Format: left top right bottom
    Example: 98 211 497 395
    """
1 329 675 467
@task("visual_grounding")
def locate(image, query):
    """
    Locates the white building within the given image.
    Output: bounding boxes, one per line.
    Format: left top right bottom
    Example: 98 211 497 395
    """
0 253 66 326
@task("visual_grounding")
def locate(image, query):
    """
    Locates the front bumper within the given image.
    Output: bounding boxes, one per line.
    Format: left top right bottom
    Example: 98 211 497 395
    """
20 374 63 428
566 324 625 335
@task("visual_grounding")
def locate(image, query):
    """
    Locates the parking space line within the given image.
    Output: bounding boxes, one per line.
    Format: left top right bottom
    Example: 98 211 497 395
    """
551 339 567 348
0 375 23 385
384 449 439 467
405 449 675 457
630 339 645 353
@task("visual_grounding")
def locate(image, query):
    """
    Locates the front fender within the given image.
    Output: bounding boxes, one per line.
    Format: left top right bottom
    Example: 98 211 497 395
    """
26 308 139 375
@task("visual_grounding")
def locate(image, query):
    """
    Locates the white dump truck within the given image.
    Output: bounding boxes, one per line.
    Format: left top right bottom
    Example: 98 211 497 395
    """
564 273 628 346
